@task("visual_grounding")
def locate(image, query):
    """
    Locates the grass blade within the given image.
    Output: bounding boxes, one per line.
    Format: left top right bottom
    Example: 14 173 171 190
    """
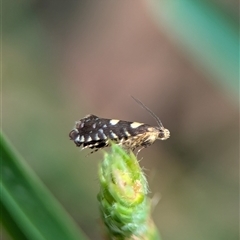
0 132 88 240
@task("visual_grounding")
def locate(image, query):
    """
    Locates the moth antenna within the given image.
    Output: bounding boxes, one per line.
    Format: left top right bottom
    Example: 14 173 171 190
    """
131 96 164 128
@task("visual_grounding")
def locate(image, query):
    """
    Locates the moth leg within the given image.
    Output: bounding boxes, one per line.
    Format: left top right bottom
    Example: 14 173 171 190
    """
86 148 100 156
136 146 147 157
87 141 109 155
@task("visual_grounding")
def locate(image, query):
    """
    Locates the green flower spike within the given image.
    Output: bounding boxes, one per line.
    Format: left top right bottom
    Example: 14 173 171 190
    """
98 144 161 240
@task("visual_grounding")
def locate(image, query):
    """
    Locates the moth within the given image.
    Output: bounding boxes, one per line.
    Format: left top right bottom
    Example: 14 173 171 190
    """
69 97 170 153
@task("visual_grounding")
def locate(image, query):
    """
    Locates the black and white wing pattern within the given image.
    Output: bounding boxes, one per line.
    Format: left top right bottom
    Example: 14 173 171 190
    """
69 114 170 152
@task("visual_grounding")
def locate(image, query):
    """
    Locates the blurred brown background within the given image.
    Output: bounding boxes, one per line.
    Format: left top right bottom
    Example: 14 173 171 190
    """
2 0 239 239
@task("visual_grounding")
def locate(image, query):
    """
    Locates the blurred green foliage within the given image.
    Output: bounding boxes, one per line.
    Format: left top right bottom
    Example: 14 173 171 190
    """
1 133 88 240
150 0 238 96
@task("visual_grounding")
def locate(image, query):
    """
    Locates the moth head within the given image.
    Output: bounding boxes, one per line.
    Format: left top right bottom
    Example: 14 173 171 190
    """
131 96 170 141
158 127 170 140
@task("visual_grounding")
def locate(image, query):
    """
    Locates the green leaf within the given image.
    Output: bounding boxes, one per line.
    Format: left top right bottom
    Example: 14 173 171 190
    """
0 132 89 240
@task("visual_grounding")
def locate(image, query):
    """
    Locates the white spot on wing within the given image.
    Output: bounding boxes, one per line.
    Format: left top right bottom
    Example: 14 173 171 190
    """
92 123 96 128
103 124 107 128
110 132 118 139
130 122 144 128
80 136 84 142
103 134 107 139
124 129 131 137
110 119 119 125
80 122 84 128
94 135 100 140
86 136 92 142
98 129 107 139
